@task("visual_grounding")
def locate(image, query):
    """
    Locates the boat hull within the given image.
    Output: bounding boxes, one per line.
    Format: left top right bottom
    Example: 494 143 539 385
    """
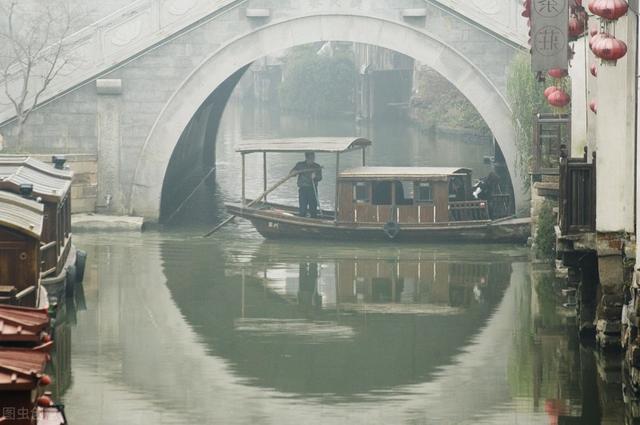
226 204 530 243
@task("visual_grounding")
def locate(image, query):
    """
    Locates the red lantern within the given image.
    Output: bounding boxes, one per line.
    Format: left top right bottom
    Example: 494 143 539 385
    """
590 63 598 76
548 89 571 107
37 395 52 407
39 375 52 386
522 0 531 17
592 33 627 65
589 32 605 50
569 15 583 37
544 86 560 97
589 0 629 21
589 99 598 113
548 68 568 79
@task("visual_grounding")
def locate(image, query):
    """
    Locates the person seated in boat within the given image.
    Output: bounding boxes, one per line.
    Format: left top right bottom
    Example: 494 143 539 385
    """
472 171 501 219
291 152 323 218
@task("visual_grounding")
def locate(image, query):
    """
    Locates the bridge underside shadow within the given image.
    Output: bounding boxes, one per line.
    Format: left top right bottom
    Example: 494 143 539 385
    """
138 14 523 221
160 65 250 221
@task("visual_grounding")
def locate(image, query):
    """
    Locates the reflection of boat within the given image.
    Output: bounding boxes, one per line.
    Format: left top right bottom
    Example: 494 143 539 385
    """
253 247 511 314
225 138 529 243
161 238 515 396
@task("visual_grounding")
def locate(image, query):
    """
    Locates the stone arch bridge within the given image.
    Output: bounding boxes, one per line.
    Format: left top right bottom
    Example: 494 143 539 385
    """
0 0 528 221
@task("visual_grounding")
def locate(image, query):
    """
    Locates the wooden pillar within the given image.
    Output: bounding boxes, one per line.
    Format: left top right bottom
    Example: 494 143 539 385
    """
241 153 246 205
263 152 267 203
334 153 340 222
391 181 397 222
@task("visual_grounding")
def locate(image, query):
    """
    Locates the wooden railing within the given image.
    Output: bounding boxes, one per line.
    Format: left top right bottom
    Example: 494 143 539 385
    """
448 200 491 222
531 113 570 178
559 146 596 235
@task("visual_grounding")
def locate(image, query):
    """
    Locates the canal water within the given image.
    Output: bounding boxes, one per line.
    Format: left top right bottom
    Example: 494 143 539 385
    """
55 101 628 424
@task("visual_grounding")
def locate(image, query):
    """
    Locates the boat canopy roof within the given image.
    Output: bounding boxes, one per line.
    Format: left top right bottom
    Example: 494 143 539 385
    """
0 156 73 202
0 190 44 239
0 348 48 390
236 137 372 154
338 166 472 181
0 305 50 343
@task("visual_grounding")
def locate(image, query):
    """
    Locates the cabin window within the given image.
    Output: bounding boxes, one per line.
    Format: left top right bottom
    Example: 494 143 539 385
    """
372 181 413 205
372 182 392 205
416 182 433 202
353 182 369 203
398 181 413 205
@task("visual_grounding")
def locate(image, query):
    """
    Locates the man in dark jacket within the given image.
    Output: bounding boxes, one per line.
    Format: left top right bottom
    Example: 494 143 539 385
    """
291 152 322 218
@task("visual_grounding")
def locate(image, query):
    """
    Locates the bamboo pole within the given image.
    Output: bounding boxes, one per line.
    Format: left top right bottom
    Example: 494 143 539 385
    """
241 153 246 205
263 152 267 202
334 153 340 223
202 167 321 237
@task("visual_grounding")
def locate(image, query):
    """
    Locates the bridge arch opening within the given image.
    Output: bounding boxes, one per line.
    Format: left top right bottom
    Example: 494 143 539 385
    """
133 13 522 221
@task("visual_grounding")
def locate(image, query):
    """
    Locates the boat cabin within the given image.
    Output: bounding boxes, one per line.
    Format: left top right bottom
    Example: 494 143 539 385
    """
336 167 489 224
0 191 44 307
0 157 73 281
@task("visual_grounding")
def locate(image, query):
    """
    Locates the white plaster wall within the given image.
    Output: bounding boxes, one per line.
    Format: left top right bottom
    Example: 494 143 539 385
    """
636 14 640 264
571 38 588 157
596 15 637 233
587 42 598 156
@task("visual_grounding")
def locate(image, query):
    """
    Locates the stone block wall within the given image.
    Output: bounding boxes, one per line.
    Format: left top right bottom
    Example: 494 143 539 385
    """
530 174 559 243
31 154 97 214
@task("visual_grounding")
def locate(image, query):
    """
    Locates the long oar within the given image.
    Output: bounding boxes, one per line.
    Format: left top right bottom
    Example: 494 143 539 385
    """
202 168 319 238
165 166 216 224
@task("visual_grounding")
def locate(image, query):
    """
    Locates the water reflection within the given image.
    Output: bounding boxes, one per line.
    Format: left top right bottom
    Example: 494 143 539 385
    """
182 242 515 397
56 232 640 424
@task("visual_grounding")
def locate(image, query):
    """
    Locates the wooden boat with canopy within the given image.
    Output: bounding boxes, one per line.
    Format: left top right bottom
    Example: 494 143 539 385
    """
0 156 87 303
223 137 530 243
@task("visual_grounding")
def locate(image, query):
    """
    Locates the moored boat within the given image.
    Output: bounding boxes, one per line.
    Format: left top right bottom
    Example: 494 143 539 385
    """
223 137 530 243
0 348 66 424
0 305 51 347
0 156 87 305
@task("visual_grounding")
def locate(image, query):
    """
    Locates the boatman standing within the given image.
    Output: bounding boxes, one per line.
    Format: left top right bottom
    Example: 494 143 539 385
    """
291 152 322 218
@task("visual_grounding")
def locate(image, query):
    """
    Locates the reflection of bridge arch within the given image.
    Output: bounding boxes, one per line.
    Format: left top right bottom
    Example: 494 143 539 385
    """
131 13 524 220
66 236 532 423
161 240 514 395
